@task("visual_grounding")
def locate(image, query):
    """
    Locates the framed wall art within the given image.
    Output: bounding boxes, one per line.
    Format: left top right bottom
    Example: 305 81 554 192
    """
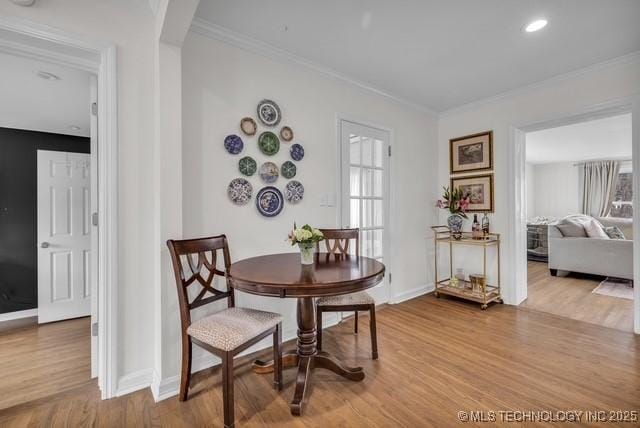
450 173 494 212
449 130 493 174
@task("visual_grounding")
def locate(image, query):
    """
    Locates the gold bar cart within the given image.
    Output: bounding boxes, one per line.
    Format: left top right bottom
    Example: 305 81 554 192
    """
431 225 503 310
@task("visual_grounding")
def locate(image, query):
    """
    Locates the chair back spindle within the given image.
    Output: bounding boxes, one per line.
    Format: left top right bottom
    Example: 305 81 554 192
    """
317 228 360 257
167 235 234 330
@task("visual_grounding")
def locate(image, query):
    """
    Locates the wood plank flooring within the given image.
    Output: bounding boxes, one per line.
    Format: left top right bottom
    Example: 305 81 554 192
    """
0 317 92 411
0 295 638 427
523 261 634 332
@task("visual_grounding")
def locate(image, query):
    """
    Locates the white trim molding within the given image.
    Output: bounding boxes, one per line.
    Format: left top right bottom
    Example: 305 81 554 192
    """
440 50 640 118
391 283 434 304
0 16 120 398
116 368 154 397
189 18 438 117
0 308 37 322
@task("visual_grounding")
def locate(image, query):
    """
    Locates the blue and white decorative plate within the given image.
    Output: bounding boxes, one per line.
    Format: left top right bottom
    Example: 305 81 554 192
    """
224 134 244 154
227 178 253 205
259 162 279 183
285 180 304 204
257 99 281 127
256 186 284 217
290 143 305 161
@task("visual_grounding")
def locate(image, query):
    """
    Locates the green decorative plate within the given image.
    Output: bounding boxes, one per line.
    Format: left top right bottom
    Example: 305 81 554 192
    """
281 161 297 179
258 131 280 156
238 156 257 176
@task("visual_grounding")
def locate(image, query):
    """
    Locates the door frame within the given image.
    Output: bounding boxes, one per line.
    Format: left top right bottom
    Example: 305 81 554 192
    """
507 96 640 334
0 17 119 397
336 114 394 303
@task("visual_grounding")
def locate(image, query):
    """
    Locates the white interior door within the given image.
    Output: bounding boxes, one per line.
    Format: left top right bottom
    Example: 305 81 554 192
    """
340 120 391 303
37 150 92 324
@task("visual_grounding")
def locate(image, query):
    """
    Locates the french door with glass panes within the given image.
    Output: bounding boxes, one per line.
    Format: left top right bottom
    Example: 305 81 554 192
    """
340 120 391 303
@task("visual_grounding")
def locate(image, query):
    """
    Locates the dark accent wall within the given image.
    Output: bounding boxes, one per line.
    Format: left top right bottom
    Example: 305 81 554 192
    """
0 127 89 314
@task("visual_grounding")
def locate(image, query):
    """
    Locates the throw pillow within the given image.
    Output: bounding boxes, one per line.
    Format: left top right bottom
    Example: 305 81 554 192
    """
604 226 626 240
584 219 609 239
556 218 588 237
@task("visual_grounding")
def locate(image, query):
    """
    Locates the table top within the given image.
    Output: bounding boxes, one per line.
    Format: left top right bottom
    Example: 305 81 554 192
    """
228 253 385 298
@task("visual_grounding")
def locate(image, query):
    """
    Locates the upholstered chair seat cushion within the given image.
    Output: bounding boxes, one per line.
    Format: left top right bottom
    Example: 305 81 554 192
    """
316 291 374 307
187 307 282 351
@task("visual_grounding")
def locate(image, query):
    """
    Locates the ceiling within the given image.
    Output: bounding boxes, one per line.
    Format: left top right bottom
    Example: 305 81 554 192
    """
194 0 640 112
526 113 631 164
0 51 91 137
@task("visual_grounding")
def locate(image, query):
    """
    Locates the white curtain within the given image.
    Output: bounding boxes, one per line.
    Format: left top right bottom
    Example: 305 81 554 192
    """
580 160 620 217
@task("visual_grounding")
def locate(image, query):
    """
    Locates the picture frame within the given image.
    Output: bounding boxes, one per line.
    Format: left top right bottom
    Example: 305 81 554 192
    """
450 174 494 212
449 130 493 174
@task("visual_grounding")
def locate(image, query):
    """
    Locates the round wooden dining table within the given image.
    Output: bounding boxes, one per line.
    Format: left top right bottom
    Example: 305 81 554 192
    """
228 252 385 416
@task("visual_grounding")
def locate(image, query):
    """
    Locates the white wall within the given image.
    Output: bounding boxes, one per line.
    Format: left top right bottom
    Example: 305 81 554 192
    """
527 162 580 219
177 31 438 381
525 163 535 219
0 0 157 381
438 55 640 306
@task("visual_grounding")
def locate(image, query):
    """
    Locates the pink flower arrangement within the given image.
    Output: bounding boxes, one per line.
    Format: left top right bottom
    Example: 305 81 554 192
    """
436 187 470 218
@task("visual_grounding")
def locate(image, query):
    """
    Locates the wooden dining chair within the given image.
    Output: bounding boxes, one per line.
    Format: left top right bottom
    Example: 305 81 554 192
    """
315 228 378 359
167 235 283 428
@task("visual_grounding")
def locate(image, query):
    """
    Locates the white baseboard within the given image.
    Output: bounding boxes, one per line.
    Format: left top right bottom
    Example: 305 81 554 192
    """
116 368 154 397
150 313 341 402
391 283 434 304
0 308 37 322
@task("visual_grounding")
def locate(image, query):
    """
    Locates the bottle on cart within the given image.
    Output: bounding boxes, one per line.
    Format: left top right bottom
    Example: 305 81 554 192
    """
472 214 482 239
482 212 490 236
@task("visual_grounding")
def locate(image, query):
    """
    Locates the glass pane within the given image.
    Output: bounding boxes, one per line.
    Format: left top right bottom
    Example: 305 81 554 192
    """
372 229 383 257
373 169 383 197
362 168 374 197
350 199 360 228
350 167 360 196
362 199 372 228
361 137 373 166
350 135 360 165
373 139 384 167
361 230 373 257
373 200 383 227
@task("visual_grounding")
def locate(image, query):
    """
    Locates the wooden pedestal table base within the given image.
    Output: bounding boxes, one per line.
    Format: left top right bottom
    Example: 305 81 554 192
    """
227 253 385 416
252 297 365 415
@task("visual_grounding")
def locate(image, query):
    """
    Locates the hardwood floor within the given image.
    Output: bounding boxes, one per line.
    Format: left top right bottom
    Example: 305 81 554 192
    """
523 261 634 332
0 317 92 411
0 295 638 427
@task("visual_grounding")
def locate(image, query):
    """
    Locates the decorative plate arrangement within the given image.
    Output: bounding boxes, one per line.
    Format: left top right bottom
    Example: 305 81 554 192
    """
238 156 257 176
227 178 253 205
280 126 294 142
257 99 282 127
258 131 280 156
281 161 297 179
259 162 279 183
285 180 304 204
256 186 284 217
240 117 257 136
224 134 244 155
290 143 305 161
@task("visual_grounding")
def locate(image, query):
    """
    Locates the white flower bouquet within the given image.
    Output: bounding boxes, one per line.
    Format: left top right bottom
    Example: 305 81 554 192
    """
288 224 324 264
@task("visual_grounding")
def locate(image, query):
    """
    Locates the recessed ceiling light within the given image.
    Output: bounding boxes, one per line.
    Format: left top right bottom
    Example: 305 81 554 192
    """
524 19 548 33
69 125 81 131
36 71 60 80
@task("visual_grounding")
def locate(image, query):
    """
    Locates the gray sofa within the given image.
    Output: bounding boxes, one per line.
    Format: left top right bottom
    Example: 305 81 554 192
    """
548 216 633 280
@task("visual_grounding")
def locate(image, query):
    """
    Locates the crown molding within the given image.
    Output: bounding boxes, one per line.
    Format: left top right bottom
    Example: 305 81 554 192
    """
189 18 438 117
440 50 640 118
0 37 98 72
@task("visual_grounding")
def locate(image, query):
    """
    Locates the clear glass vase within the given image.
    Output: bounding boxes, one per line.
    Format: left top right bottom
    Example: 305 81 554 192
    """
298 242 315 265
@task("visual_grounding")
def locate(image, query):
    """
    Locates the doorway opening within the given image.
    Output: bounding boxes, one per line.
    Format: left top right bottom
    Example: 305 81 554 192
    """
0 51 97 409
518 110 635 332
0 18 118 400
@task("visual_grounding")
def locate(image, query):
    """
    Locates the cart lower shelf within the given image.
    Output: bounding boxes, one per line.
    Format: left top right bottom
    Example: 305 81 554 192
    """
435 280 503 309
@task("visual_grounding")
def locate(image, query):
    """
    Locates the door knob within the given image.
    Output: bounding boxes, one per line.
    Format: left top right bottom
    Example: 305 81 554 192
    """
40 242 50 248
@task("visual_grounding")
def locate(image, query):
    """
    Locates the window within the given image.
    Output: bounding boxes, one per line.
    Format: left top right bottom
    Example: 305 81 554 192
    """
610 171 632 218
